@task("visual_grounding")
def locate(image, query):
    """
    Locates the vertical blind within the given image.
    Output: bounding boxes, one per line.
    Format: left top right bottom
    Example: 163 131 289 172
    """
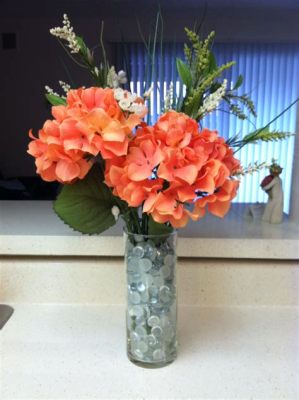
116 43 299 213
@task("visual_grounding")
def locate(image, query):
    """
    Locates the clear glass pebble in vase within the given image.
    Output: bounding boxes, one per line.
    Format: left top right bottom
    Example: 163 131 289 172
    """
124 230 178 368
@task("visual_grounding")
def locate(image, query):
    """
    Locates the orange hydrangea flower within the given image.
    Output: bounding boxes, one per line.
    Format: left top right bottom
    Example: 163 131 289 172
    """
27 126 92 183
104 125 164 207
104 110 240 228
193 179 240 218
154 110 198 148
28 87 144 183
143 190 202 228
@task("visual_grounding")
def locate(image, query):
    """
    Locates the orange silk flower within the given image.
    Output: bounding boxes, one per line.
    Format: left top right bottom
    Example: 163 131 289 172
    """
28 87 143 183
105 111 240 228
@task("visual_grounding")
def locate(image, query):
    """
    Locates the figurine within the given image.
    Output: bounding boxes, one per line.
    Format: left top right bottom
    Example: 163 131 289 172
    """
260 160 284 224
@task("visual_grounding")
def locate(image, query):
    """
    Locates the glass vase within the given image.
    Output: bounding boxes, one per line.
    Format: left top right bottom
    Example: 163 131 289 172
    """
124 230 178 368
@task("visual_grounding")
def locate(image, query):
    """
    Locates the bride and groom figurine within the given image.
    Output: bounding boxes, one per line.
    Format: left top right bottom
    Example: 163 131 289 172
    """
260 160 284 224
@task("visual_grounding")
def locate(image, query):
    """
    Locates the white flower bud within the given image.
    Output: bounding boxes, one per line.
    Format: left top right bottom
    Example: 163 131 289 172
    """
117 70 127 84
127 92 137 102
50 14 80 53
114 88 124 101
107 66 119 88
119 99 131 110
198 79 228 117
45 85 59 96
119 77 127 84
59 80 71 93
130 103 146 116
118 70 126 78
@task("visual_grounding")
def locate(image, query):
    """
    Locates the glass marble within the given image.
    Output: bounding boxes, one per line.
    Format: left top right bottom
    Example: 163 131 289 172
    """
127 256 139 273
129 292 141 305
137 281 146 292
132 245 145 259
140 290 150 303
147 315 160 327
139 258 152 272
153 349 165 361
137 340 149 353
130 331 139 343
135 325 147 337
161 265 171 278
129 305 144 318
159 285 171 303
147 334 158 347
151 325 163 338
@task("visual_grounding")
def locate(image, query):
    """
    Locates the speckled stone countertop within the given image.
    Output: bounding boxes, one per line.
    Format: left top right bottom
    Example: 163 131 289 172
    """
1 201 298 258
1 304 298 399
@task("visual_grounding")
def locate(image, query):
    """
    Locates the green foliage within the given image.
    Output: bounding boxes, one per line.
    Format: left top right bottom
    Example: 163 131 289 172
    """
242 128 293 145
176 58 193 90
233 74 243 90
184 28 215 82
54 19 109 87
177 29 220 117
175 28 240 120
148 215 173 236
53 165 117 234
225 93 257 119
226 133 240 146
228 104 247 120
79 25 110 88
174 29 260 123
207 52 217 73
230 97 299 152
136 10 164 123
183 61 235 119
45 93 67 106
75 36 89 58
183 43 192 65
228 127 294 150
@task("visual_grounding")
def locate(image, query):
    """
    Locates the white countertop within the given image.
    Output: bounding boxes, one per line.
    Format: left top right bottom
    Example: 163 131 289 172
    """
1 304 298 399
1 201 299 258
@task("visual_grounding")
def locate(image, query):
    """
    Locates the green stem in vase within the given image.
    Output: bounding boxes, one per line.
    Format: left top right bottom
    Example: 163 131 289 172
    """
129 208 142 234
141 213 149 236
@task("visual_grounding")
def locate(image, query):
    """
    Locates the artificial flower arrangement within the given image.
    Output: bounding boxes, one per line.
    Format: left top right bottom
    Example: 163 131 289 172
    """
27 14 292 236
27 14 294 367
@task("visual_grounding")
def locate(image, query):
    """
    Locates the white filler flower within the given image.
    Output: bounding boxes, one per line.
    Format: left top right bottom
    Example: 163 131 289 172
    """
50 14 80 54
198 79 228 116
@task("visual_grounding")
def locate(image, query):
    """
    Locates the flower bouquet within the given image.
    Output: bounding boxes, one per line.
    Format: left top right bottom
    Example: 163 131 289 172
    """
27 15 293 367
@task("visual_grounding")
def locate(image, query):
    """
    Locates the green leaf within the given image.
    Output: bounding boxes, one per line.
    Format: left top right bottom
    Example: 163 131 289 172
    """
183 89 202 118
233 74 243 90
148 215 173 236
45 94 67 106
208 52 217 72
75 35 88 56
53 165 117 235
242 128 294 145
176 58 193 90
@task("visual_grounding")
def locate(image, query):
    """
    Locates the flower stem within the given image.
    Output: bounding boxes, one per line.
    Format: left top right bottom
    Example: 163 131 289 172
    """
129 208 142 234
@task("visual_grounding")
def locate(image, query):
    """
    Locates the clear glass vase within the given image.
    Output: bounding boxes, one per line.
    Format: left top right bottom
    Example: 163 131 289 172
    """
124 230 178 368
